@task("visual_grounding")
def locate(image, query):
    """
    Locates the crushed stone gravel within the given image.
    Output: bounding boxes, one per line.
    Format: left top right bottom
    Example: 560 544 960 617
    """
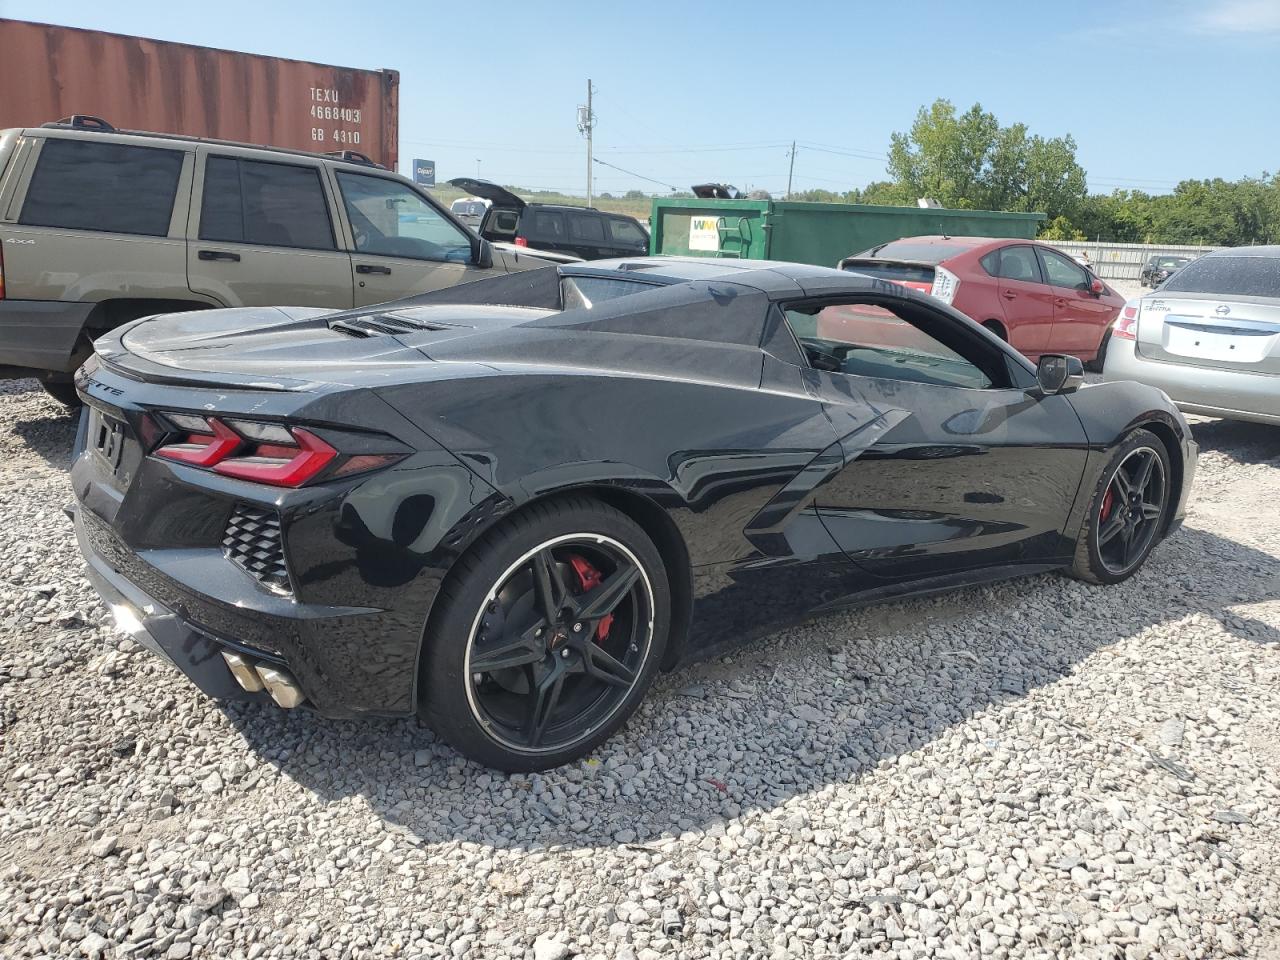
1 377 1279 959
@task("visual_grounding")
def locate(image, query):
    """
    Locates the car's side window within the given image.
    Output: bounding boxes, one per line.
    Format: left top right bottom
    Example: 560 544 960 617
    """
569 213 605 243
781 297 1007 390
200 156 336 250
1039 248 1089 289
336 172 472 262
21 138 184 237
608 217 647 245
988 245 1042 284
530 210 566 241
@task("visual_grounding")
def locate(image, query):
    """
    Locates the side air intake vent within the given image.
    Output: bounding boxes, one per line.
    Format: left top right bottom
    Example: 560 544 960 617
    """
330 313 450 338
223 505 290 594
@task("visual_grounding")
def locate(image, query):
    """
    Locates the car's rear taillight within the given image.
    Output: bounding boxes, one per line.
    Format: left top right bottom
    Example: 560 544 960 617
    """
153 416 242 466
930 265 960 305
212 427 337 486
514 236 529 247
1113 301 1140 340
151 414 399 488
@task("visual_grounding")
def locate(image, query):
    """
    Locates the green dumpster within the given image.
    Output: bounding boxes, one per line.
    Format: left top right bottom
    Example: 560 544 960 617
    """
648 198 1044 266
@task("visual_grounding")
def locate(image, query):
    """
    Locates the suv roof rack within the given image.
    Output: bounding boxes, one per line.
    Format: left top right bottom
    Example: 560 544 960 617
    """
32 118 393 169
323 150 384 169
42 115 116 132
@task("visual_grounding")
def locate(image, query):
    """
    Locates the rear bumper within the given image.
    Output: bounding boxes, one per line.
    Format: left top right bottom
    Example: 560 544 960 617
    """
75 506 272 704
1102 338 1280 426
71 494 418 718
0 299 94 374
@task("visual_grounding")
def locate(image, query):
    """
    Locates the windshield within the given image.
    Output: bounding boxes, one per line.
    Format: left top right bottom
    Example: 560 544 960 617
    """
860 240 974 263
451 201 487 217
1160 255 1280 298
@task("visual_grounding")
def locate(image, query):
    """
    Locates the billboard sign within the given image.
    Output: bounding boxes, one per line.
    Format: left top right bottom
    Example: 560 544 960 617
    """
413 159 436 187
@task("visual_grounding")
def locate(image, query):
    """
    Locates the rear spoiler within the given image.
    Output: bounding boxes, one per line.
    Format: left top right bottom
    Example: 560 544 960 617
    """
838 256 940 271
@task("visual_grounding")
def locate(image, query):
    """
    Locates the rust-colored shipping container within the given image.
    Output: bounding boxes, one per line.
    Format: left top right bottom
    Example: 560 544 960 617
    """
0 19 399 169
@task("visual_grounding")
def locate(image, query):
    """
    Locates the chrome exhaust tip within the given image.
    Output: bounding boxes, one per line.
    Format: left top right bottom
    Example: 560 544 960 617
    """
255 665 304 709
221 651 265 692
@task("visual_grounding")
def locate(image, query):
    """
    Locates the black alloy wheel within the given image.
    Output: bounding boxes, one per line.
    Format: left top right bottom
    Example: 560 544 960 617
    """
421 497 670 771
464 534 653 754
1069 428 1172 585
1096 445 1166 576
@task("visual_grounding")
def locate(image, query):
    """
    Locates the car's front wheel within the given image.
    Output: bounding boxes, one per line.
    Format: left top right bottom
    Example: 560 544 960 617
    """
1069 429 1172 585
420 496 670 771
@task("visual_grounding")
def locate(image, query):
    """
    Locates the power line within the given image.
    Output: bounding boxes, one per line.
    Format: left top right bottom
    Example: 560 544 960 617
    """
597 142 792 155
798 141 888 161
592 157 678 192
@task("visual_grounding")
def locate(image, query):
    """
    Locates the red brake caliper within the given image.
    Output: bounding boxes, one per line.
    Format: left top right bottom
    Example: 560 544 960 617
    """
567 555 613 642
1100 487 1115 521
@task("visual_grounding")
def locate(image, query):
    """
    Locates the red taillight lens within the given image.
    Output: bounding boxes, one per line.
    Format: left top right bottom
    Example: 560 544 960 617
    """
151 415 396 488
514 236 529 247
1113 303 1140 341
212 427 337 487
154 418 242 466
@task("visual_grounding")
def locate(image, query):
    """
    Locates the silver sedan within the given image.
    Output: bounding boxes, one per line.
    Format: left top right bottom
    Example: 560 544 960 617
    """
1102 246 1280 426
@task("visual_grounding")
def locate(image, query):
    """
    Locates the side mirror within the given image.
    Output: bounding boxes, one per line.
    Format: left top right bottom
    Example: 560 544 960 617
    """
1035 354 1085 396
473 237 494 269
1089 277 1105 296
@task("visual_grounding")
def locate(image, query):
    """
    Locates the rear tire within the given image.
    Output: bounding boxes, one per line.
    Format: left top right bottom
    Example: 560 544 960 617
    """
41 380 82 408
1085 329 1111 373
1068 429 1172 585
420 496 670 771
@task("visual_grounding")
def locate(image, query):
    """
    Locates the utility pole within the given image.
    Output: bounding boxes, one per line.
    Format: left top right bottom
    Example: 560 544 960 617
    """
785 141 796 199
577 80 595 207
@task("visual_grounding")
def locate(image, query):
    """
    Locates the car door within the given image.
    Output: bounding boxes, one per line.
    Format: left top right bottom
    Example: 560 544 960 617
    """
566 211 610 260
982 244 1055 357
783 295 1089 580
605 215 650 257
1037 246 1113 356
333 170 494 306
187 152 354 308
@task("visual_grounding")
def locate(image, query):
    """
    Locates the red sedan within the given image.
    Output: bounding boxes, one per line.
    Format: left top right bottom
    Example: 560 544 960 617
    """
839 236 1125 365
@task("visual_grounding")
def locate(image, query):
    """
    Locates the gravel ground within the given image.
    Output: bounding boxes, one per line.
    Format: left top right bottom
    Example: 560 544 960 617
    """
2 377 1279 960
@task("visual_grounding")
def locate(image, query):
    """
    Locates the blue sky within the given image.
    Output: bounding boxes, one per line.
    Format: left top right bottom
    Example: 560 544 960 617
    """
4 0 1278 197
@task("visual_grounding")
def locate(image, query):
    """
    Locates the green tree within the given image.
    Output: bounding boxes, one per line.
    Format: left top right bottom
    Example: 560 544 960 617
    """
886 99 1087 224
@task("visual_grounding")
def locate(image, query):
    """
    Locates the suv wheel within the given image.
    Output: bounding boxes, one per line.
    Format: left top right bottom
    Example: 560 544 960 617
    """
41 380 82 408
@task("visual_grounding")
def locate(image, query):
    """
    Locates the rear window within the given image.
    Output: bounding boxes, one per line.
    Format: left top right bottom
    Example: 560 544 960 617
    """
842 260 934 285
861 240 973 263
561 275 658 309
1160 256 1280 298
21 138 183 236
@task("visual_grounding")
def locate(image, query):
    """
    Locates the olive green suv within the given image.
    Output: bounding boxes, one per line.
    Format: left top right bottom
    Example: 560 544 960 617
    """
0 117 544 405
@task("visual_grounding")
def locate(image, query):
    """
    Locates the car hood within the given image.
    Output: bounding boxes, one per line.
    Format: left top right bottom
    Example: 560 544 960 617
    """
447 178 525 211
97 303 556 391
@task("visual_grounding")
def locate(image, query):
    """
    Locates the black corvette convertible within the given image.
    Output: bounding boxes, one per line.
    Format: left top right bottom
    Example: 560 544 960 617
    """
70 257 1197 770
